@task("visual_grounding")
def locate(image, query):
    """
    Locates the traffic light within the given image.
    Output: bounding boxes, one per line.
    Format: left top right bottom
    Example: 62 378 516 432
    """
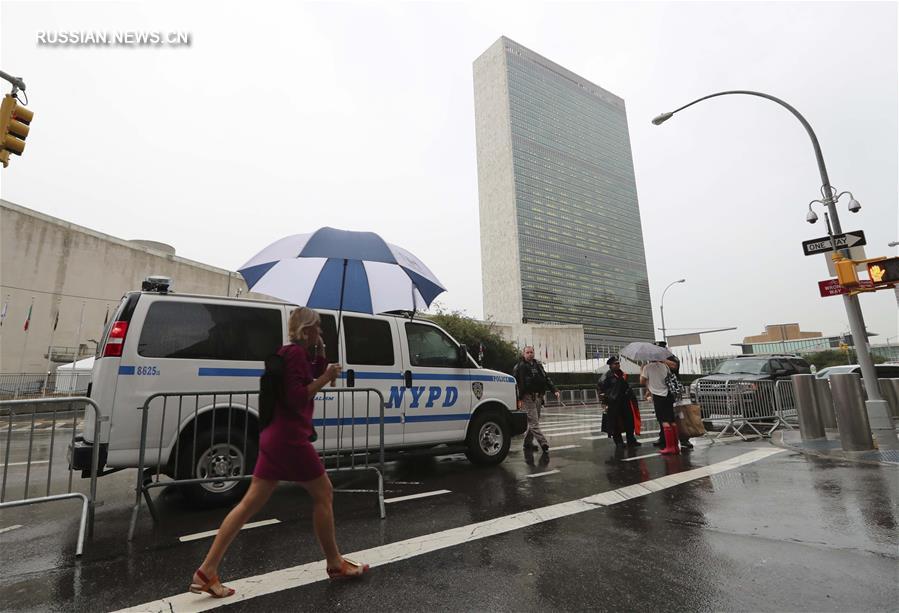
867 257 899 286
0 94 33 168
834 257 859 288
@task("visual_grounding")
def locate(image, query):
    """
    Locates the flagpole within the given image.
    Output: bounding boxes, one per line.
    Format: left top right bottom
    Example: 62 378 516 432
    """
69 302 86 382
16 298 35 399
43 300 60 397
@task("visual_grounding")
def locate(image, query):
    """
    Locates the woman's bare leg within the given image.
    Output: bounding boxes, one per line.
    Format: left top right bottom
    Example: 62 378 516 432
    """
298 473 343 569
196 477 278 582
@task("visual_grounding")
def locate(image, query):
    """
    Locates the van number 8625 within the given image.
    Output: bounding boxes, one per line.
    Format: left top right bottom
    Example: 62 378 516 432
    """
136 366 160 376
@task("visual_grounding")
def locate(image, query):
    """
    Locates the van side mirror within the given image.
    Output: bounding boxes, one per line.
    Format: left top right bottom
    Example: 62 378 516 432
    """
457 344 469 367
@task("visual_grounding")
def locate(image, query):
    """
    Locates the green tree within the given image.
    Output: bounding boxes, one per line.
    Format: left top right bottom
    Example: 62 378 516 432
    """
425 309 520 374
804 349 885 370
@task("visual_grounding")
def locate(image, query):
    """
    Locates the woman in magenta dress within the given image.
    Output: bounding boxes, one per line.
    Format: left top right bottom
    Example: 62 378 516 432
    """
190 307 369 599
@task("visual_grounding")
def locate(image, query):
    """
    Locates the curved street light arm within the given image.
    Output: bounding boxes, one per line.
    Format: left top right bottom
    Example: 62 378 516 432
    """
663 90 841 231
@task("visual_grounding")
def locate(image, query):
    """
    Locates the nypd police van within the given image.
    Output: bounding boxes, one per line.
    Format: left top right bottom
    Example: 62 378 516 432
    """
70 278 525 505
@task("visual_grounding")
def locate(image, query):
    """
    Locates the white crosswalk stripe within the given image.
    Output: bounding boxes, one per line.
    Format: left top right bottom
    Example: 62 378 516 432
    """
114 448 786 613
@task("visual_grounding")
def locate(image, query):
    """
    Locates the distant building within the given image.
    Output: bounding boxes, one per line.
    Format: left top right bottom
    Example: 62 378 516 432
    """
473 36 654 358
0 199 247 373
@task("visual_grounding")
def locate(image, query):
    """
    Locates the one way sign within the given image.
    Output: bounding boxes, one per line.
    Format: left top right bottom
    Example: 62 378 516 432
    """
802 231 866 256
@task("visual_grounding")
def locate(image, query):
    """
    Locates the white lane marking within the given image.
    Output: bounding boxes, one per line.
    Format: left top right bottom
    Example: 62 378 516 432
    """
581 435 607 440
546 428 603 438
540 421 601 432
549 444 580 451
524 469 560 479
384 490 451 504
621 452 661 462
179 519 281 543
116 448 785 613
0 524 23 534
5 460 50 467
387 481 422 485
540 423 601 432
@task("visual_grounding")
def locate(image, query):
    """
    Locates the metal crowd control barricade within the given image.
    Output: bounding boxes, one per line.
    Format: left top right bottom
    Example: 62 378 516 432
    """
0 397 103 556
774 379 799 426
696 379 790 440
127 388 386 542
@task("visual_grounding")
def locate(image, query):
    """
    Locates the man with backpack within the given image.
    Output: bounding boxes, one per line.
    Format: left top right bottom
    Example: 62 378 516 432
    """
513 345 560 454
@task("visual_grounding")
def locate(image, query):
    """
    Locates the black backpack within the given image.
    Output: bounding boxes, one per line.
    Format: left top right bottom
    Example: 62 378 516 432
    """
258 353 285 431
258 351 318 441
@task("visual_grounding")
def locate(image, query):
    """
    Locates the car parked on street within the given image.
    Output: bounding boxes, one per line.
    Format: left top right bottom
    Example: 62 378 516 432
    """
815 364 899 380
691 354 812 428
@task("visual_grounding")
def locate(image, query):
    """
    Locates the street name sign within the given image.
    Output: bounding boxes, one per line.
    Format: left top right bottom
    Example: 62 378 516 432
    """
818 278 873 297
802 231 866 256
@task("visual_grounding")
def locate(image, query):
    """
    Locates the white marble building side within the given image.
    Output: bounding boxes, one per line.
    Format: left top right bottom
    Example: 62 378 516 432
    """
473 38 523 327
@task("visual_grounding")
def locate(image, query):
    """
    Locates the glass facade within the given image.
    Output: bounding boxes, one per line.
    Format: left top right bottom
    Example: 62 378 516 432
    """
503 43 654 349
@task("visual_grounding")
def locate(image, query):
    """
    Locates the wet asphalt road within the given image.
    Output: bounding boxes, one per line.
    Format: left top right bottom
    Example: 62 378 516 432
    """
1 405 897 612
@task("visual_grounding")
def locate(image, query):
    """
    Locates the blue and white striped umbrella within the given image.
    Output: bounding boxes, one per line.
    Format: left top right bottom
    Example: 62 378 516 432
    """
238 227 447 314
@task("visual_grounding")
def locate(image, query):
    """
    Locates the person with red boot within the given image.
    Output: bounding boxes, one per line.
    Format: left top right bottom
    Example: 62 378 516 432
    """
641 359 679 455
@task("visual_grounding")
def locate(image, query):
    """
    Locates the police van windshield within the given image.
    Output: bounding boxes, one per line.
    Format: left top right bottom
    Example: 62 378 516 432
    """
716 358 769 375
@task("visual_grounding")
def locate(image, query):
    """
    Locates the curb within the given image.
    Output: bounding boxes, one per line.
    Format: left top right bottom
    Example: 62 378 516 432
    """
769 431 898 467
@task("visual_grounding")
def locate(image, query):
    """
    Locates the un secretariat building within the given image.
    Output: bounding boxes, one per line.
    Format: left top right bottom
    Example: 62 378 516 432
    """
473 37 654 355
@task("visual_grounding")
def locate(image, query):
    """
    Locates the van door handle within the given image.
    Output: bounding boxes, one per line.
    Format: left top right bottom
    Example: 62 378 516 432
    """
346 369 355 388
404 370 412 388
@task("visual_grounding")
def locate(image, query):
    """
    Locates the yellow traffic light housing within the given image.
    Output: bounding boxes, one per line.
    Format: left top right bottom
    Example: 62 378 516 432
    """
834 256 859 288
867 256 899 286
0 94 33 168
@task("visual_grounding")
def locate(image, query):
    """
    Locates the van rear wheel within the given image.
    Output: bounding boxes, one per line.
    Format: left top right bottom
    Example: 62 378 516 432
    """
465 410 510 465
178 425 258 507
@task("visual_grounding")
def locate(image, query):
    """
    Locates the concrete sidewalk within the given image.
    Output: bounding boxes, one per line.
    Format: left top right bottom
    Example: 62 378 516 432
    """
773 428 899 466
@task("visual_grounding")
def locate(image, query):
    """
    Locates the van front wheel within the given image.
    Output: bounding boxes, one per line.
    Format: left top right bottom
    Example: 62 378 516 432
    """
465 411 510 465
178 426 258 507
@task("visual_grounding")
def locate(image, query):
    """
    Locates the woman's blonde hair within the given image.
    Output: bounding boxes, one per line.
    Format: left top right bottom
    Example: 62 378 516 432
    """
288 307 320 344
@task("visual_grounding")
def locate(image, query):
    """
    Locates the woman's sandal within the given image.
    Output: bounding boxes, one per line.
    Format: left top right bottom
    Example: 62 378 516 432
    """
326 558 370 580
189 569 235 598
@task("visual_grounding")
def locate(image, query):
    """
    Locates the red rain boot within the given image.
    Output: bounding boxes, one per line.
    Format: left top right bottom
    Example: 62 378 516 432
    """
660 423 680 455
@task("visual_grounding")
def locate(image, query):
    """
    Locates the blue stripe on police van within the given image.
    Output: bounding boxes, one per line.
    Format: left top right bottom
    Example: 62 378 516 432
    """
347 371 514 383
340 372 403 380
312 416 403 427
118 366 135 375
198 367 265 377
405 414 470 422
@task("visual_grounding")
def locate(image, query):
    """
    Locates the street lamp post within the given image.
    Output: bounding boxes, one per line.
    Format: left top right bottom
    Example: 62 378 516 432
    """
660 279 686 345
653 90 898 447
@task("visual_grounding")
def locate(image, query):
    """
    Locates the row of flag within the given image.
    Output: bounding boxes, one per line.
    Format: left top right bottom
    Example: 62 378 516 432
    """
1 297 111 331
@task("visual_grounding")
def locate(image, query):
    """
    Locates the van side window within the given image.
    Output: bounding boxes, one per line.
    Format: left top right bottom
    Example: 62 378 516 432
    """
138 302 281 361
343 316 394 365
405 323 459 368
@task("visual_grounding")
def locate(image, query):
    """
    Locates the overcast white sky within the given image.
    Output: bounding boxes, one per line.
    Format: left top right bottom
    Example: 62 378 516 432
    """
2 0 897 355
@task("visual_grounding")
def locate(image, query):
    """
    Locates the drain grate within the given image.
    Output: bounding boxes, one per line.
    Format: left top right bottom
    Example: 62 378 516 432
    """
857 449 899 464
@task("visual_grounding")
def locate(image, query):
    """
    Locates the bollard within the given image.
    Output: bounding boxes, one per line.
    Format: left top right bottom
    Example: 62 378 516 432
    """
793 374 825 441
890 380 899 420
879 379 899 419
814 378 837 429
830 373 874 452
